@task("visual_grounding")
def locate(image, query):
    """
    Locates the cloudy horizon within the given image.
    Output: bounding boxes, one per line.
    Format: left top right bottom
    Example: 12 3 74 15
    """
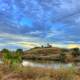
0 0 80 50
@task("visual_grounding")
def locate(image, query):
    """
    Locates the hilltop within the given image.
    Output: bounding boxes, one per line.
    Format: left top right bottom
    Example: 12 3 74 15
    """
23 46 80 62
23 47 69 61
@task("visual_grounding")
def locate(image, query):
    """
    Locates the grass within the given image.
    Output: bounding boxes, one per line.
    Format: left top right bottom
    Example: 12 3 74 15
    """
0 64 80 80
0 47 80 80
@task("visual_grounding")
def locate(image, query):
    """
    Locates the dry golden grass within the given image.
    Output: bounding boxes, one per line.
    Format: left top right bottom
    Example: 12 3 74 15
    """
0 64 79 80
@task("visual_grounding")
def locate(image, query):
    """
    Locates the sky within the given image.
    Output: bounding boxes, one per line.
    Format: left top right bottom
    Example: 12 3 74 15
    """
0 0 80 50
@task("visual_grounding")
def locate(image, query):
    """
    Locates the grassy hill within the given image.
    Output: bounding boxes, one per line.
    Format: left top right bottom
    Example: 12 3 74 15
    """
23 47 80 62
0 47 80 62
23 47 68 61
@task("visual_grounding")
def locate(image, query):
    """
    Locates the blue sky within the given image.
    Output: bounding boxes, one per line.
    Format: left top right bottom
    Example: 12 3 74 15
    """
0 0 80 50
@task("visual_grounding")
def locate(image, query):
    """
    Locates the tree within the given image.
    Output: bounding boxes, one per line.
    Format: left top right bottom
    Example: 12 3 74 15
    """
1 48 10 54
41 45 44 48
47 43 52 48
1 49 12 65
16 49 23 54
14 49 23 63
1 48 23 65
72 48 80 57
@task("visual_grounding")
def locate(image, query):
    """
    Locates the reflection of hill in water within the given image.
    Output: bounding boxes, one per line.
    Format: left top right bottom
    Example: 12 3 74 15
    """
22 60 74 69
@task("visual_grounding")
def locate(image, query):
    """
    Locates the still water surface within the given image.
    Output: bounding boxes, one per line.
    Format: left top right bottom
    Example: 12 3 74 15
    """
22 60 75 69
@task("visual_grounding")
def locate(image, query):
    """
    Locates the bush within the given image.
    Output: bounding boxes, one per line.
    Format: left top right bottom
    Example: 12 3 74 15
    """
2 48 23 66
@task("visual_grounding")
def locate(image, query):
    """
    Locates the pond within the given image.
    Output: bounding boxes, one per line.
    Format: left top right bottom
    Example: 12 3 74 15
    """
22 60 76 69
0 59 79 69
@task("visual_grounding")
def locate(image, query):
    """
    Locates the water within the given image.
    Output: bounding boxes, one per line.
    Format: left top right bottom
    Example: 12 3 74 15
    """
22 60 74 69
0 59 78 69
